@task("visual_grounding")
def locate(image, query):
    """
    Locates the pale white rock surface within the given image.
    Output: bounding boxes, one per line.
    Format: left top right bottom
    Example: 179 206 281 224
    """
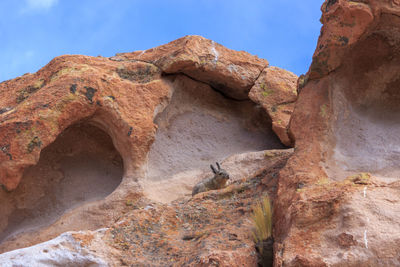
0 230 109 267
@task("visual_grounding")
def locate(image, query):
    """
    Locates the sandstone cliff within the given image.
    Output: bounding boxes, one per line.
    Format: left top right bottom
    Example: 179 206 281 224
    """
0 35 297 266
2 1 399 265
274 0 400 266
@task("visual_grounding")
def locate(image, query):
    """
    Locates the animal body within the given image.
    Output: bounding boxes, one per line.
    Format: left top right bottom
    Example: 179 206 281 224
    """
192 162 230 196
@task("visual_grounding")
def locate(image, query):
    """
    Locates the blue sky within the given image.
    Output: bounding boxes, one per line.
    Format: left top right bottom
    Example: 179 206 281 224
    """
0 0 323 82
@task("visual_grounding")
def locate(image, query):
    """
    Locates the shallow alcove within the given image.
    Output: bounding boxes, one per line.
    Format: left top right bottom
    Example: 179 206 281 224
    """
325 14 400 182
0 123 123 245
142 75 284 202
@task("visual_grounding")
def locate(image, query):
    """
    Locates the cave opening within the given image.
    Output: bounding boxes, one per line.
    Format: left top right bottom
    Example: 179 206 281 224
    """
0 123 124 247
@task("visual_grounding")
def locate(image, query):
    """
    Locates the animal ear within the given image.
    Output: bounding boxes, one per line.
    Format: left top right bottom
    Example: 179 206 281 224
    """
216 162 221 170
210 164 217 174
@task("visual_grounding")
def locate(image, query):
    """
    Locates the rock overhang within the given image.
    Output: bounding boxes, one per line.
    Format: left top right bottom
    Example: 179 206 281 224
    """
0 35 297 192
0 35 298 255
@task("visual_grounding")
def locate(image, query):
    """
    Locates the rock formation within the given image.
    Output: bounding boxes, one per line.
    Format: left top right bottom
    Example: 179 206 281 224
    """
274 0 400 266
3 1 399 264
0 35 297 265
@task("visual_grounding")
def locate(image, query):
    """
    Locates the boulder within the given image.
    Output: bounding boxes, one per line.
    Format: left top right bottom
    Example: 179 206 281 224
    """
116 35 269 100
249 67 298 146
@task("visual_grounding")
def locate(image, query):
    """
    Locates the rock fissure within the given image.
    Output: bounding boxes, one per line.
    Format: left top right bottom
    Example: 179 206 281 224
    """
173 72 250 102
109 56 162 73
252 65 269 90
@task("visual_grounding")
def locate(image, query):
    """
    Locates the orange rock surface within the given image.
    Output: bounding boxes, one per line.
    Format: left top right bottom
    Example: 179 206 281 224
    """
0 55 169 191
249 67 298 146
0 36 297 265
0 0 400 266
0 35 296 192
6 0 400 262
274 0 400 266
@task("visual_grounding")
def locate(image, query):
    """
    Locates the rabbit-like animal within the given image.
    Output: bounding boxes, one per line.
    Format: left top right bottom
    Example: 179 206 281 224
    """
192 162 230 196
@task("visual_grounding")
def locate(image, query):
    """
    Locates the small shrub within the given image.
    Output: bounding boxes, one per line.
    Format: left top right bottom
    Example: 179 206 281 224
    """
251 195 273 267
251 195 272 246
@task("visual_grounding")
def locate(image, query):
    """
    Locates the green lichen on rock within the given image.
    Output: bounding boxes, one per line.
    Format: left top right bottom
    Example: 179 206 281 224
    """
338 36 349 46
216 184 248 200
16 78 45 103
125 199 135 207
182 230 210 241
0 144 12 160
83 86 97 103
323 0 338 12
70 84 77 94
262 90 273 97
309 51 329 78
259 83 274 97
37 93 79 134
320 104 328 118
116 64 159 83
264 150 284 158
298 74 308 90
345 172 371 185
27 136 42 153
315 177 330 186
33 79 45 89
50 65 91 82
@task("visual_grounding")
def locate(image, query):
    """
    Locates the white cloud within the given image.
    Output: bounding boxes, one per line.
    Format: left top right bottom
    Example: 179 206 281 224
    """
25 0 58 11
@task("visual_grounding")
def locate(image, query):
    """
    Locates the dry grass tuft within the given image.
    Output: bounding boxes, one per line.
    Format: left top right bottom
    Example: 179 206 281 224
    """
251 195 272 253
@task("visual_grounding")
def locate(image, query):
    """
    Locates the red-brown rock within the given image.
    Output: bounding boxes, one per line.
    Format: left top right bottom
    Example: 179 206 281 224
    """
274 1 400 266
249 67 298 146
0 36 297 266
116 35 269 100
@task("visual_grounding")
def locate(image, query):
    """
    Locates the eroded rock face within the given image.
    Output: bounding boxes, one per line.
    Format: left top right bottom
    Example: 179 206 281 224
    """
142 75 285 202
0 150 294 266
0 35 296 193
116 35 269 100
274 1 400 265
0 123 123 250
0 56 169 191
118 35 297 145
0 35 297 262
